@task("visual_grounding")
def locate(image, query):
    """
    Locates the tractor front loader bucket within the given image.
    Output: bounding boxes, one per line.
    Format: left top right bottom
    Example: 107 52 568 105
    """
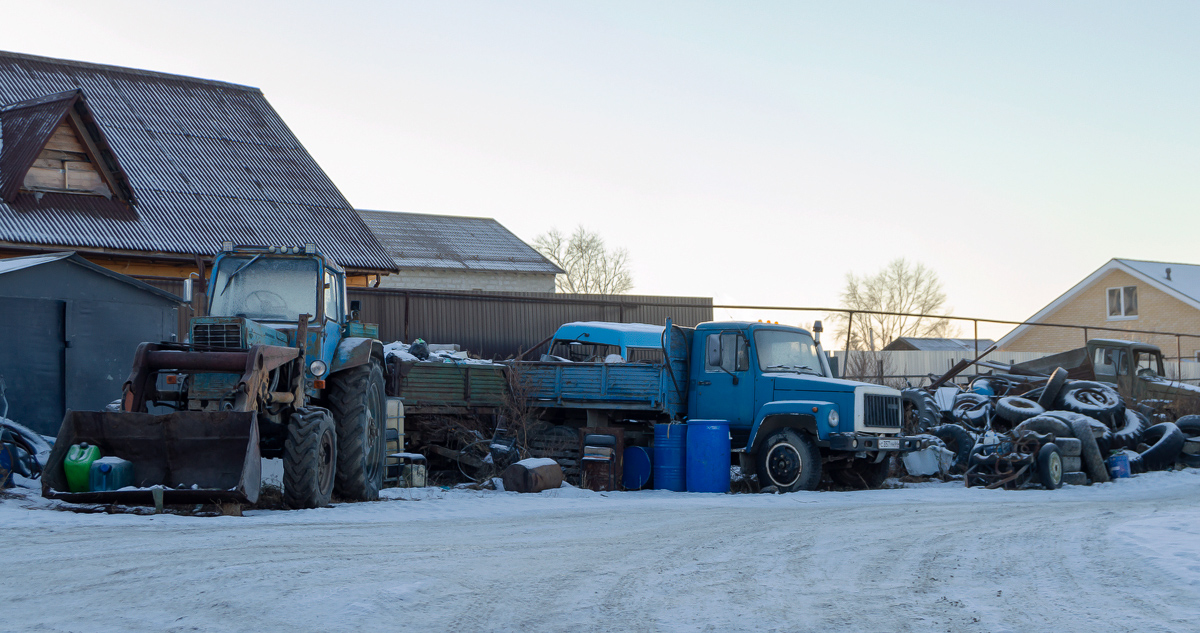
42 410 262 505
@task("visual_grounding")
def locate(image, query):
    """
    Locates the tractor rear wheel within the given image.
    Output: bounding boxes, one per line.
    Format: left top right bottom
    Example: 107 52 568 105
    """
283 407 336 509
328 359 387 501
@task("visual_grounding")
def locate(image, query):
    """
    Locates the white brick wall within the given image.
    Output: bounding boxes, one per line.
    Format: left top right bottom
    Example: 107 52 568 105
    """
377 268 557 292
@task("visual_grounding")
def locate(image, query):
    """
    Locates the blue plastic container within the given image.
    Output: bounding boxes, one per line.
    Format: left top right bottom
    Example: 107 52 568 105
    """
1106 453 1131 479
89 457 135 492
686 420 731 493
623 446 653 490
653 424 687 492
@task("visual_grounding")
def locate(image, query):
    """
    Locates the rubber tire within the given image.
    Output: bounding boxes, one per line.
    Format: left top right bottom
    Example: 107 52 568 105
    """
1045 411 1112 455
831 454 892 489
996 397 1045 424
1132 422 1186 472
929 424 975 474
328 359 387 501
1062 455 1082 472
1038 368 1069 410
1113 409 1149 450
755 429 821 492
1055 437 1082 457
1062 471 1089 486
1175 415 1200 437
1014 415 1073 440
1067 417 1110 484
1037 443 1064 490
283 407 337 509
1057 381 1124 429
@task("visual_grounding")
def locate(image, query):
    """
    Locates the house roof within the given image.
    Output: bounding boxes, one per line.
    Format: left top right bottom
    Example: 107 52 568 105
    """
0 251 183 303
355 209 563 274
995 258 1200 348
0 51 394 273
883 337 997 352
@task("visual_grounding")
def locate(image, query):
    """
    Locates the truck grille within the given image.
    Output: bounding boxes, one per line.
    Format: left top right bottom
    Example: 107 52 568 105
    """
863 393 901 428
192 322 242 348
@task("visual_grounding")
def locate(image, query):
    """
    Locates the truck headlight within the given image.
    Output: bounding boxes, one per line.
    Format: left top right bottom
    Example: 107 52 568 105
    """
309 360 328 377
828 409 839 428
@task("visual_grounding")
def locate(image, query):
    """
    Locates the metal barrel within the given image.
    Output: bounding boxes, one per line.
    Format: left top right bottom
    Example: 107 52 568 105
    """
685 420 731 493
623 445 652 490
653 423 687 492
42 410 261 505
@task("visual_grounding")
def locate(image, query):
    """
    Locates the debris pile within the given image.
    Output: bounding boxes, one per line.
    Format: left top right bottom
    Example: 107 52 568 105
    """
902 368 1200 489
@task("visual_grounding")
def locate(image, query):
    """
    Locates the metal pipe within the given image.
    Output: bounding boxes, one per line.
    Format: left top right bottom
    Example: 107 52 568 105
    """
145 351 247 371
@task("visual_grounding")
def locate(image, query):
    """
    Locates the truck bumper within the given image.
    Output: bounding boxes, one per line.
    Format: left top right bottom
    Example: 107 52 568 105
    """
827 433 922 453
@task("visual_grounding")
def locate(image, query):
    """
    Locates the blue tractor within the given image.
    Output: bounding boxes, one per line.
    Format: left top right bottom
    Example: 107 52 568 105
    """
43 243 388 509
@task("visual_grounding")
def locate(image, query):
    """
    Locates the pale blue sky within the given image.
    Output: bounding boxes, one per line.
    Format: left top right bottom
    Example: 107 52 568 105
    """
3 1 1197 339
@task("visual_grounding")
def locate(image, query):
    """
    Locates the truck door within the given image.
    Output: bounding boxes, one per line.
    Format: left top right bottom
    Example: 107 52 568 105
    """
690 331 754 427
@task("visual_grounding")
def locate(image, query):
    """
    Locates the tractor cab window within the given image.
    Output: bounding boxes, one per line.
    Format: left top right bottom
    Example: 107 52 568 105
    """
1135 351 1163 377
209 256 319 321
323 269 342 322
549 341 618 362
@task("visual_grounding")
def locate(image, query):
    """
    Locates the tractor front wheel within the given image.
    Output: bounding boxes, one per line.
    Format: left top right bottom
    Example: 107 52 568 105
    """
283 407 337 509
328 359 387 501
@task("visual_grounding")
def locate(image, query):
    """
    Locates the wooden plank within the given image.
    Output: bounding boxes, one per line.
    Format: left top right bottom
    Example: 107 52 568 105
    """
24 166 64 189
67 109 125 202
44 124 85 153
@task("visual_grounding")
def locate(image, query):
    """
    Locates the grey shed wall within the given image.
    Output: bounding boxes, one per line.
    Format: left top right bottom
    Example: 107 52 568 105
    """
0 259 180 435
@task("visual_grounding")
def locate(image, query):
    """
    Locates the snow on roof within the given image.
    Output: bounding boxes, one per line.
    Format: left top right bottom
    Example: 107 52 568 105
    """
884 337 997 352
1116 259 1200 306
0 251 72 275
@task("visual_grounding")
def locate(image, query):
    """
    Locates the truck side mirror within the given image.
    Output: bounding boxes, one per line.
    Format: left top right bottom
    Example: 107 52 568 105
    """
349 299 361 322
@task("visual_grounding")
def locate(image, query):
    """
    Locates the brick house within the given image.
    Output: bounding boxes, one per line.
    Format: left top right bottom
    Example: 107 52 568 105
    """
356 209 562 292
0 51 395 286
997 259 1200 361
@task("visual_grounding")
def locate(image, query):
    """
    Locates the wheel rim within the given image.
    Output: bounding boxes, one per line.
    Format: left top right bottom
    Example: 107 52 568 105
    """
318 427 335 494
365 380 383 481
765 442 802 488
1049 452 1062 484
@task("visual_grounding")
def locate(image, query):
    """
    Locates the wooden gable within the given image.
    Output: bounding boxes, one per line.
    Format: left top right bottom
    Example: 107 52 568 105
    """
23 117 113 197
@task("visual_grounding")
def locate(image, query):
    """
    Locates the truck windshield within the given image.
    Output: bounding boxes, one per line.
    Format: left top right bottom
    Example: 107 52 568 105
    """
755 330 822 375
209 256 319 321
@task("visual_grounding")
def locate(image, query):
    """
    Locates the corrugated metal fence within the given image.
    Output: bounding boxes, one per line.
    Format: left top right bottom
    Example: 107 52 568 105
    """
132 277 713 360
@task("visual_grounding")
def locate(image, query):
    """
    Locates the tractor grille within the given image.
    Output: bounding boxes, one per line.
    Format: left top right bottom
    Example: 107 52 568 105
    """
192 322 243 348
863 393 902 428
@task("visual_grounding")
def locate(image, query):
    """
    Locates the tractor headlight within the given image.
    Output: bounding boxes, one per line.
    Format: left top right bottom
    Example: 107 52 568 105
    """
828 409 840 428
309 360 328 377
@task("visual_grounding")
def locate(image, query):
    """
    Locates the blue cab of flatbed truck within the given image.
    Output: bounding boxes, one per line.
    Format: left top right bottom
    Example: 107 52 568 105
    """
519 319 921 491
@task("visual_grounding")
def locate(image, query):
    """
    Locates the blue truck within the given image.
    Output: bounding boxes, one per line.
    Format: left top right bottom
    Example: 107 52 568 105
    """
517 319 921 491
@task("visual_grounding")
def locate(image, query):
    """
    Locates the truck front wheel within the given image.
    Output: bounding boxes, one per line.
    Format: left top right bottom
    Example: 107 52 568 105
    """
328 359 387 501
756 429 821 492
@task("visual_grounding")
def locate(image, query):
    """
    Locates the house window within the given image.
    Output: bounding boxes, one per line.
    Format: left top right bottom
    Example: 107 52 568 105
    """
1107 286 1137 319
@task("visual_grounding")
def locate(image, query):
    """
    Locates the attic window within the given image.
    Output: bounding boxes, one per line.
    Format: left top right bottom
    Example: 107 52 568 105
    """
1107 285 1137 319
22 117 113 197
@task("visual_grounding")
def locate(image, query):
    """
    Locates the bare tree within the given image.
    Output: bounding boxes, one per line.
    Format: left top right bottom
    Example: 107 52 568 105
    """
533 226 633 294
833 258 955 351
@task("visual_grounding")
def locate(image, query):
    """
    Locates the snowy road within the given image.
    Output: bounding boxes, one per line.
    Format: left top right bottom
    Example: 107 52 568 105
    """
4 472 1200 633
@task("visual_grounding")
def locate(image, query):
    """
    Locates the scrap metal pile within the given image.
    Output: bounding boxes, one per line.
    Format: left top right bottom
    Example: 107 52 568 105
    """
902 368 1200 489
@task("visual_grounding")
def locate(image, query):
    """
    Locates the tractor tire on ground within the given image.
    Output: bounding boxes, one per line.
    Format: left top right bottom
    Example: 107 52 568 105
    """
283 407 337 509
1113 409 1150 450
996 397 1045 425
929 424 975 474
755 428 821 492
830 454 892 489
1132 422 1186 472
1037 443 1064 490
1038 368 1069 410
328 359 387 501
1062 455 1082 472
1062 471 1089 486
1067 417 1110 484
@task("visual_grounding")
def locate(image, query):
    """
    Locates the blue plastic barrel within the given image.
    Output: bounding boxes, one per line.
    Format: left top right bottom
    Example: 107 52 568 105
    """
623 446 652 490
686 420 731 493
653 424 687 492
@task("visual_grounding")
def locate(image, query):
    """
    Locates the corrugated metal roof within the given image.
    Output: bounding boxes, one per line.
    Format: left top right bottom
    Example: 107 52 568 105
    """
356 209 563 274
0 250 182 302
0 250 71 274
1116 259 1200 306
0 51 395 272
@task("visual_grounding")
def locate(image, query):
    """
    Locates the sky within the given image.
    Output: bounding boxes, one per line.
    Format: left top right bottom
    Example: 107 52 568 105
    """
2 1 1197 340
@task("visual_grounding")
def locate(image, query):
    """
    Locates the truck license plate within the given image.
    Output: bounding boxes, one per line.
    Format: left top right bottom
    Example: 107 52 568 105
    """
879 439 900 450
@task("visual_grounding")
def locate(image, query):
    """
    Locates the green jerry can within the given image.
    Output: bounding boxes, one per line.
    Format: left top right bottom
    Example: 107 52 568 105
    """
64 443 101 492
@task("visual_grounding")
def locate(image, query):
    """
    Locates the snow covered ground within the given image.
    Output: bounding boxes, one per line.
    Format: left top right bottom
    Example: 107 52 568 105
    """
3 471 1200 633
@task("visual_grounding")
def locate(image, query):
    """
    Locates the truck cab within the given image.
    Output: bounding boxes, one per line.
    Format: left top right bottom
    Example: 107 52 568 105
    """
690 321 919 491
